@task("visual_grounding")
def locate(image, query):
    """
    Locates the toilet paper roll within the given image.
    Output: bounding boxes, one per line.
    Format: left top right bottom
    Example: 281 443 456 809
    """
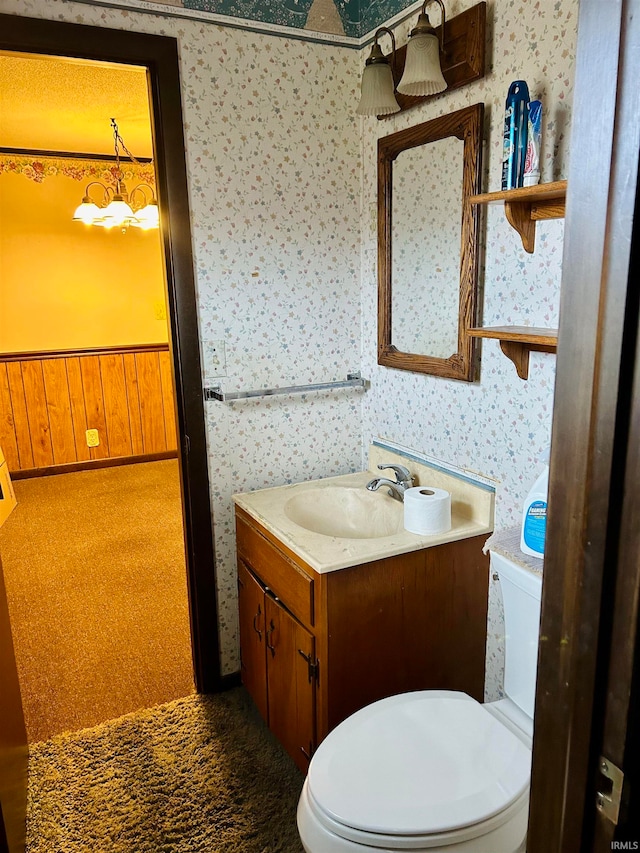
403 486 452 535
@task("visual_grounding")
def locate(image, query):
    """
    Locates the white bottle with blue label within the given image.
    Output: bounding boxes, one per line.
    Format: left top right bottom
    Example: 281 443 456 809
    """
520 448 550 558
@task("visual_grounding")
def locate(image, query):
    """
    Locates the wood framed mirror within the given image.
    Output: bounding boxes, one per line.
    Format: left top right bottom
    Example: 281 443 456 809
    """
377 103 483 380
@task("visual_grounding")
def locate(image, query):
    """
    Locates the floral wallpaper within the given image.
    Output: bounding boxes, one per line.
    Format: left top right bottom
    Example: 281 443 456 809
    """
360 0 578 699
2 0 579 703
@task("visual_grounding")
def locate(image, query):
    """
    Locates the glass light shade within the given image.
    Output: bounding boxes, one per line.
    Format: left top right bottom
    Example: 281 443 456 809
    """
356 62 400 116
73 200 102 224
101 195 135 227
397 32 447 96
131 201 160 230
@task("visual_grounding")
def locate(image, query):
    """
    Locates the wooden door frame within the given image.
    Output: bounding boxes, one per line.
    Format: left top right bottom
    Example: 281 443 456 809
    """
0 13 222 693
528 0 640 847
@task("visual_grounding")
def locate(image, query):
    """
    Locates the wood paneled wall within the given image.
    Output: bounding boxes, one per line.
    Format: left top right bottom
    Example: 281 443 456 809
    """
0 345 178 474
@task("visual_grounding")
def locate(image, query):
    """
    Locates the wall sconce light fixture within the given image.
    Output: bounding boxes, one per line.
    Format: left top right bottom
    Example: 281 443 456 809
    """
397 0 447 97
359 1 486 120
356 28 400 116
73 119 159 232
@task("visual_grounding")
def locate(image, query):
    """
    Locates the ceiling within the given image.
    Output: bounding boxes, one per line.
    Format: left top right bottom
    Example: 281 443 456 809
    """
0 53 153 158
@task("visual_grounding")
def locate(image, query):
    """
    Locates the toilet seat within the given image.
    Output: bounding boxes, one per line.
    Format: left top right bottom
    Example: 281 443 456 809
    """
306 690 531 845
301 779 530 850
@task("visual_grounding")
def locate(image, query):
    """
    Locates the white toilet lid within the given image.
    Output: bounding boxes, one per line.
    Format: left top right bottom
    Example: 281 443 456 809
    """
308 691 531 837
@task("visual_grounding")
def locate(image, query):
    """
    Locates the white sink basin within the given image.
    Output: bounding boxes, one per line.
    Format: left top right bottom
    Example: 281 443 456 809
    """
284 486 403 539
234 465 495 573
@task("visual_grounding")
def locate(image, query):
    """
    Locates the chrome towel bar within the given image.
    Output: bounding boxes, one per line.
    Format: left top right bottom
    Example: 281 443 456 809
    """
205 372 367 402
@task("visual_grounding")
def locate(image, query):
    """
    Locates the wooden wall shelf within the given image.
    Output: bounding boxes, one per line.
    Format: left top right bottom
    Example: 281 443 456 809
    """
469 182 566 377
470 180 567 253
468 326 558 379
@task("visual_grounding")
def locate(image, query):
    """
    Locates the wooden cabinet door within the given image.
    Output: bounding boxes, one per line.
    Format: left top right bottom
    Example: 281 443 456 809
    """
237 561 268 723
265 595 316 773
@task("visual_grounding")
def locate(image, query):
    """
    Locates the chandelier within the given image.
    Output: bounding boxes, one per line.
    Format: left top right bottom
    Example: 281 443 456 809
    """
73 118 159 232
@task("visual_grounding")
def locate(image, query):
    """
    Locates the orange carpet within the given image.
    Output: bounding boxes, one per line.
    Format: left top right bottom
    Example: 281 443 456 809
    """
0 460 195 743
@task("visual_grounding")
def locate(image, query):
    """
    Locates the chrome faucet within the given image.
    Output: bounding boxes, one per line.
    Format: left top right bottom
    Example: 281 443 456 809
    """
366 463 414 502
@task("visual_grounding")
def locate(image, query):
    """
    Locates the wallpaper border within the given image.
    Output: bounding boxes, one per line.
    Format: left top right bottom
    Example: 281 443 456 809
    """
69 0 423 45
72 0 360 44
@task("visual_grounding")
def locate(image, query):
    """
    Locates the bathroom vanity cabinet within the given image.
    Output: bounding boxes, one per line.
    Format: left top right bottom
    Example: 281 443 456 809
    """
236 506 489 773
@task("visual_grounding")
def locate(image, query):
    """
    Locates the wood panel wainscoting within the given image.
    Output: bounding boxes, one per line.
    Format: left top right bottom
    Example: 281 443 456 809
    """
0 344 178 477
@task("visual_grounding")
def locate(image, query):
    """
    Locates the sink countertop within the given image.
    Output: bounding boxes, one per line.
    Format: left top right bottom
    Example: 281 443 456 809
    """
233 468 494 574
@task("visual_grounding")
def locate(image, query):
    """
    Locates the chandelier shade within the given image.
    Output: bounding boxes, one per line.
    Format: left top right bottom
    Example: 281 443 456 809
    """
396 31 446 96
356 28 400 117
357 63 400 116
133 200 160 230
98 194 135 228
397 0 447 97
72 194 103 225
73 119 159 232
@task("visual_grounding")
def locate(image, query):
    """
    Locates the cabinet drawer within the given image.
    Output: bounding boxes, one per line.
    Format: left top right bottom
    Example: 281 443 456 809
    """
236 513 314 627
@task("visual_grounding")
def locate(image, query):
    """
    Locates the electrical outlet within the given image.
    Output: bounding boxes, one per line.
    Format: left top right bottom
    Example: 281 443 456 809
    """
86 428 100 448
203 339 227 378
153 300 167 321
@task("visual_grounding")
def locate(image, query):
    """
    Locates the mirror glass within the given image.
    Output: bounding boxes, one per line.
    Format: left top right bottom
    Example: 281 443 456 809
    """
378 104 483 381
391 137 463 358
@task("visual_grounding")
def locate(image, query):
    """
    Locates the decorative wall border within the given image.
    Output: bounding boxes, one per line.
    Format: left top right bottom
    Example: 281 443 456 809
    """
0 154 156 186
70 0 421 43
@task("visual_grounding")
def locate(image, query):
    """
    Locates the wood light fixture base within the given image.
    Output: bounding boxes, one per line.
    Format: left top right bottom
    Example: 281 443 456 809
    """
379 1 486 119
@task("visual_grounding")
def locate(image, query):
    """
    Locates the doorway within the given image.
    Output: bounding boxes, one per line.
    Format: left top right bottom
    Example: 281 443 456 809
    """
0 14 221 699
0 49 196 742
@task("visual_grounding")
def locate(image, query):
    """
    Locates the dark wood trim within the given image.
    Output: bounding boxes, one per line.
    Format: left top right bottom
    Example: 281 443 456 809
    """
0 343 169 362
0 13 221 695
0 557 27 853
0 146 153 163
0 813 8 853
11 451 178 480
146 28 221 695
528 0 640 848
377 103 483 381
591 167 640 846
218 672 242 691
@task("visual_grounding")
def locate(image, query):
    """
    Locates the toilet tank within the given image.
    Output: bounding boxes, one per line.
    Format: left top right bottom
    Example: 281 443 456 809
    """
491 551 543 720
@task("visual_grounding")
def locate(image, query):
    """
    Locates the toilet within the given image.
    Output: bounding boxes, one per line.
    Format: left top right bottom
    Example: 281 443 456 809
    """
297 551 542 853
